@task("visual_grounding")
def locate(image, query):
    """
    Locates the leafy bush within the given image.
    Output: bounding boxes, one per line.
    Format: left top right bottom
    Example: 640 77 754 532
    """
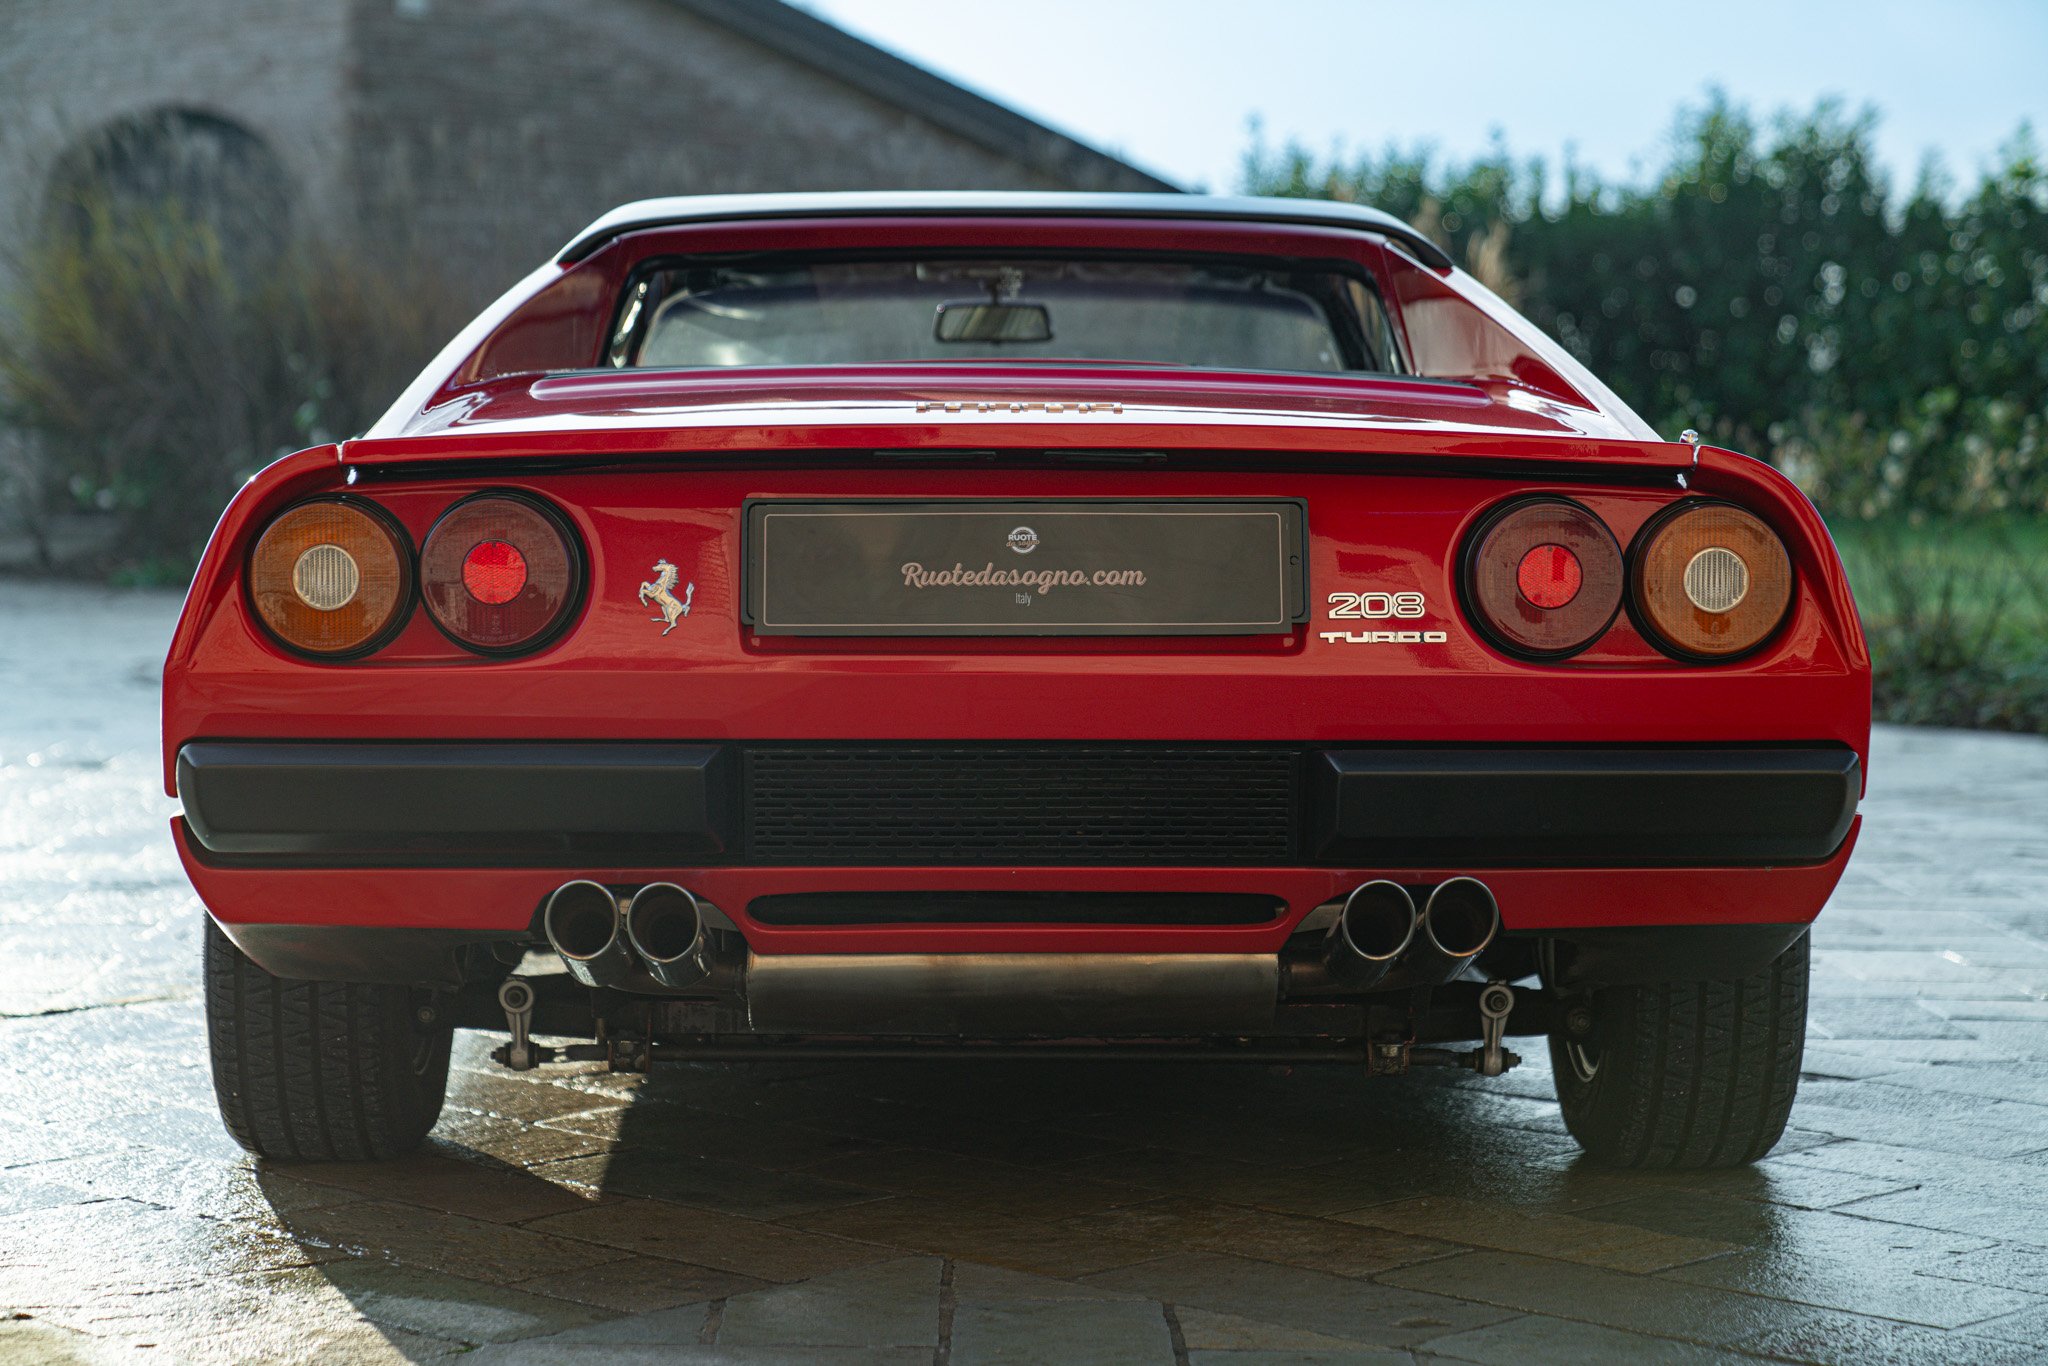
0 197 462 573
1833 521 2048 734
1244 97 2048 518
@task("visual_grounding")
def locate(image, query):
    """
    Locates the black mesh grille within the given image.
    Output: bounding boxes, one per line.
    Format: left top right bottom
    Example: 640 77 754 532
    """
742 745 1300 865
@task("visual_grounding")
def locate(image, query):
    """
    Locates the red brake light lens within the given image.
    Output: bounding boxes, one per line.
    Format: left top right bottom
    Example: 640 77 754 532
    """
1464 498 1623 658
462 540 528 605
420 493 580 653
1515 544 1583 609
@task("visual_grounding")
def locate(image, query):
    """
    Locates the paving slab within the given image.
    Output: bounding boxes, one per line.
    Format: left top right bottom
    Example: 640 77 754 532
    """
285 1197 618 1286
714 1256 944 1349
790 1194 1164 1278
1173 1306 1387 1352
1376 1249 1829 1346
465 1346 931 1365
532 1148 887 1219
1330 1193 1739 1273
1080 1251 1520 1347
1068 1195 1460 1277
949 1298 1176 1365
1728 1305 2048 1365
1415 1312 1757 1364
1969 1299 2048 1348
284 1151 612 1224
529 1196 896 1281
1187 1352 1409 1366
507 1256 767 1315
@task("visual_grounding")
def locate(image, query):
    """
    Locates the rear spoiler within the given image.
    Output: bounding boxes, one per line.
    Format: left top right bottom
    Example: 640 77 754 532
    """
338 414 1696 481
557 192 1458 272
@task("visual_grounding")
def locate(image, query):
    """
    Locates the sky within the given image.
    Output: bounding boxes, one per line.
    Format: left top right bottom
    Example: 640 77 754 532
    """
802 1 2048 194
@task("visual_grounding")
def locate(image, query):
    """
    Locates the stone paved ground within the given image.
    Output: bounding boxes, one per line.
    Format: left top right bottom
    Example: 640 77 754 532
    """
2 581 2046 1365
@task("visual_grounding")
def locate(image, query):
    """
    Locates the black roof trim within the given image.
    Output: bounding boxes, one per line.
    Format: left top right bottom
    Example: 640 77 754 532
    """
666 0 1174 192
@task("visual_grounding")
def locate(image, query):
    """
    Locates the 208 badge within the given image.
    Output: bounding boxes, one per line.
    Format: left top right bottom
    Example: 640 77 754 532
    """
1322 590 1448 644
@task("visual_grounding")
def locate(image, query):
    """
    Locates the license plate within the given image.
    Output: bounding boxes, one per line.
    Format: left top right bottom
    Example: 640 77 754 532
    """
743 499 1307 636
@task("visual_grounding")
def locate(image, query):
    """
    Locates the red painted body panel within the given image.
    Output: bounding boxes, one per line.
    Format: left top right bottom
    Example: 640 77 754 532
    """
165 458 1866 753
162 205 1871 957
172 819 1860 950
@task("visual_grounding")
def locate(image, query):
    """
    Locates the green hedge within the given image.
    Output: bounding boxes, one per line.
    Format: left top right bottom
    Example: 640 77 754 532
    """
1244 96 2048 518
1832 520 2048 734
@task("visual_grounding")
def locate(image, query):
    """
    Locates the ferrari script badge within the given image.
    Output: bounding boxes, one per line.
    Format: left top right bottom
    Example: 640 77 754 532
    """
638 559 694 635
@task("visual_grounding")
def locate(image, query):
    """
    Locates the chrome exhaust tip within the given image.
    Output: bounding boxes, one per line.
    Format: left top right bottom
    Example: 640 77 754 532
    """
1323 880 1418 988
543 880 632 987
624 882 710 990
1422 877 1500 959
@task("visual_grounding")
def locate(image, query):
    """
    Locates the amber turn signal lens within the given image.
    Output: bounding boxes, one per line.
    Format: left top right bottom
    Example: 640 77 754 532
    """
1464 497 1624 658
1631 502 1793 659
420 493 580 653
249 499 412 657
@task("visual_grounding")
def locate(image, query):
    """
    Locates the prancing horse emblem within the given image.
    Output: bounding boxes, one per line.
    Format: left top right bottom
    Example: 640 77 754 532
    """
637 559 693 635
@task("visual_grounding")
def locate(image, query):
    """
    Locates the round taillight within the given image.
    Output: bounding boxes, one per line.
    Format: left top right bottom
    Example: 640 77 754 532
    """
1631 502 1792 659
419 493 580 653
1464 498 1624 658
249 499 412 657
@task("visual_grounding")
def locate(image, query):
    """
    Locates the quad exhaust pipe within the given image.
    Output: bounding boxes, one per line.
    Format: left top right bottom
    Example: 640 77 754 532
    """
1320 880 1417 989
1421 877 1500 961
543 880 635 988
623 883 711 990
1320 876 1500 990
543 880 711 989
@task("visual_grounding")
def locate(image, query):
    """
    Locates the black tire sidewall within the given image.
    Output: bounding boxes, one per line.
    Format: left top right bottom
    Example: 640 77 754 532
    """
202 917 454 1160
1549 930 1810 1169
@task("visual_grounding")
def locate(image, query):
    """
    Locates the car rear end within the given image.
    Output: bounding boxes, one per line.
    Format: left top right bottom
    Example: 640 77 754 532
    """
167 195 1869 1167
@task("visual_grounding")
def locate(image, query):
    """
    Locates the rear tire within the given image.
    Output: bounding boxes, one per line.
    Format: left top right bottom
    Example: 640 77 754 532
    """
203 917 452 1161
1550 930 1807 1169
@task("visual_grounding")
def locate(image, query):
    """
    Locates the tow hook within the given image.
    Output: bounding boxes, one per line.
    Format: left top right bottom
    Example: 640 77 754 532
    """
492 977 553 1071
1475 981 1517 1077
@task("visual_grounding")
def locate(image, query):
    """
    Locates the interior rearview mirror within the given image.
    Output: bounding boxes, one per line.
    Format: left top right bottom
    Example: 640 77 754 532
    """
933 299 1053 344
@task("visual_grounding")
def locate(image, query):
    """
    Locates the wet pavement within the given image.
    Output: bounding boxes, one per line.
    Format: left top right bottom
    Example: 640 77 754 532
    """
2 579 2046 1365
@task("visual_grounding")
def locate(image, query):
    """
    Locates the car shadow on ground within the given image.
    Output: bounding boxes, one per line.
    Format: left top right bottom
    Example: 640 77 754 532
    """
239 1041 1819 1360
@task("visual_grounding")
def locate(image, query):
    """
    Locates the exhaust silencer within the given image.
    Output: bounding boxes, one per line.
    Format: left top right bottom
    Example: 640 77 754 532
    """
543 880 633 988
1321 881 1417 989
746 952 1279 1036
624 883 711 990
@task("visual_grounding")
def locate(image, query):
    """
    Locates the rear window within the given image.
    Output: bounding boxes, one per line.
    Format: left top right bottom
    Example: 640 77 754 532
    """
607 257 1403 374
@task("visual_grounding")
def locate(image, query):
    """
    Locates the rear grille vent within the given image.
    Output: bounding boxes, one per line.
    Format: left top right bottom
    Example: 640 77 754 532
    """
742 744 1299 865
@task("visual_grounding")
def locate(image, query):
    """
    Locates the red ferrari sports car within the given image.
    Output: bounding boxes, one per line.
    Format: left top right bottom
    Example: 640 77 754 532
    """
166 192 1868 1169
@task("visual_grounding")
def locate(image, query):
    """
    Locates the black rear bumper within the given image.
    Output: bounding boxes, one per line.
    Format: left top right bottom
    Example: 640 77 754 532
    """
1307 747 1860 866
177 740 1860 869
